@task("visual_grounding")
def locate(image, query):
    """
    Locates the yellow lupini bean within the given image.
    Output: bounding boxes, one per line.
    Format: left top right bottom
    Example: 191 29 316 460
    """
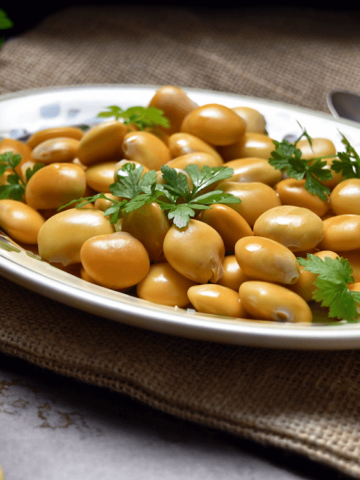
254 205 324 252
232 106 267 133
77 121 127 166
38 209 114 265
80 232 150 290
214 255 249 291
163 219 225 283
166 152 223 170
217 181 281 227
122 131 171 170
137 263 197 307
25 163 86 210
31 137 79 164
297 137 336 160
235 236 300 285
168 133 223 164
220 133 274 162
0 199 45 244
188 284 248 318
122 202 170 262
222 158 281 186
148 85 198 135
181 104 246 146
27 126 84 149
0 138 33 177
200 204 253 252
276 178 329 217
319 215 360 251
85 162 117 193
239 281 313 323
330 178 360 215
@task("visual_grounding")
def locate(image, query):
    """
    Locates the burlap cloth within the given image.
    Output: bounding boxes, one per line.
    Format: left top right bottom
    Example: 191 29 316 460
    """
1 5 360 477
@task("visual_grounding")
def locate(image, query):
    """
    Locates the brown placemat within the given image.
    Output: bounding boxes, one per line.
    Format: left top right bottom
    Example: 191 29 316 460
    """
1 5 360 478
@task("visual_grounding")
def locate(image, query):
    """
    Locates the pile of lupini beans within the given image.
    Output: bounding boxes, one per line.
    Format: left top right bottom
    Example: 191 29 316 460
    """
1 85 360 324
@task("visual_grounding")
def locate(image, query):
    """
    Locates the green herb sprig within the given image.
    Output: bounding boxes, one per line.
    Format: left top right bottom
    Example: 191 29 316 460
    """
97 106 170 131
269 125 334 201
60 163 241 228
0 151 45 201
331 133 360 180
297 254 360 321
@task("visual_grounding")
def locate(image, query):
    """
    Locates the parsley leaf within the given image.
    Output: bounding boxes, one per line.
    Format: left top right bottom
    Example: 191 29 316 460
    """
331 133 360 180
0 151 26 200
111 163 157 198
0 151 45 201
185 165 234 200
97 105 170 131
297 254 360 321
160 165 190 198
269 126 333 201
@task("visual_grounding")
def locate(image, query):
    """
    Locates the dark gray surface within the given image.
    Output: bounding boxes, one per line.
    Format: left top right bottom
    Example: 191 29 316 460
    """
0 352 352 480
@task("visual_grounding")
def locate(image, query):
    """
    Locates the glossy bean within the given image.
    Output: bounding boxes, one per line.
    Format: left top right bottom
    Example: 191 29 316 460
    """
163 219 225 283
200 204 253 252
219 133 274 162
0 138 33 177
222 158 281 186
254 205 324 252
38 209 114 265
214 255 249 291
235 236 300 285
85 162 117 193
25 163 86 210
80 232 150 290
276 178 329 217
232 106 266 133
239 281 313 323
137 263 197 307
330 179 360 215
31 137 79 164
148 85 198 135
122 202 170 262
27 126 84 149
297 137 336 160
188 284 248 318
181 104 246 146
0 199 45 244
168 133 223 164
77 121 127 166
217 181 281 227
166 152 223 170
319 215 360 251
122 131 171 170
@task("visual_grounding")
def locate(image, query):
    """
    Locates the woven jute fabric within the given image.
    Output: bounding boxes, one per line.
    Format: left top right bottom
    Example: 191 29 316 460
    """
1 5 360 478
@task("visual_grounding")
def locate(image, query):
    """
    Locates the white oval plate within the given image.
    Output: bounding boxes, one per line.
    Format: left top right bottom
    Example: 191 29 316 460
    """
1 84 360 350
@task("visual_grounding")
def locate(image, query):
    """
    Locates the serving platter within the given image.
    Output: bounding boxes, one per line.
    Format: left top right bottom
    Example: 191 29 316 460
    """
1 84 360 350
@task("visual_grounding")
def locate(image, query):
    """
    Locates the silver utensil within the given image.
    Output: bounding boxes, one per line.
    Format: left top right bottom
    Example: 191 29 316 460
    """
327 90 360 123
